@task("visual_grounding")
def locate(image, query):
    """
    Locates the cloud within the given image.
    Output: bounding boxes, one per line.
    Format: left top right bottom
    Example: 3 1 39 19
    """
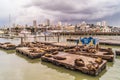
0 0 31 26
24 0 120 24
0 0 120 26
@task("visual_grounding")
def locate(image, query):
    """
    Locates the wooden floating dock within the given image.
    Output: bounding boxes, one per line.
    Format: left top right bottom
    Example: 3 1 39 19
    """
99 40 120 46
19 42 76 51
41 52 107 76
16 42 65 59
65 47 114 62
53 32 120 35
0 42 16 50
79 51 113 62
39 41 57 45
51 42 76 49
16 47 45 59
67 38 120 46
115 50 120 56
67 38 79 42
67 38 119 57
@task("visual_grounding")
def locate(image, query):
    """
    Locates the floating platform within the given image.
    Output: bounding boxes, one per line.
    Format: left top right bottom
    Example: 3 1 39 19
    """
67 38 79 42
16 43 64 59
80 51 114 62
99 40 120 46
67 38 120 46
115 50 120 56
53 32 120 35
41 52 107 76
19 41 56 47
51 42 76 49
65 47 114 62
39 41 57 45
16 47 45 59
0 42 16 50
18 42 64 52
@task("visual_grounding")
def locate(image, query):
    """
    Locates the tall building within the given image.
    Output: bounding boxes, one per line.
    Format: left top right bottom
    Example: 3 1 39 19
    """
81 21 86 25
80 21 87 32
96 22 101 26
33 20 37 26
58 21 62 26
102 21 107 26
25 24 28 28
13 24 16 28
46 19 50 26
64 22 68 27
33 20 37 32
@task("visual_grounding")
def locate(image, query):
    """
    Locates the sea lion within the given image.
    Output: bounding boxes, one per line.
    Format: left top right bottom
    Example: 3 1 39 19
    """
74 58 85 67
53 56 66 60
95 57 103 64
44 54 52 57
52 51 59 55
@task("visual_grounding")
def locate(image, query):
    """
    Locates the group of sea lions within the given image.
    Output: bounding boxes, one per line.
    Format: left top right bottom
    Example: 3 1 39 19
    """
74 57 103 71
20 42 62 54
44 51 66 60
86 57 103 71
103 48 114 55
0 42 16 47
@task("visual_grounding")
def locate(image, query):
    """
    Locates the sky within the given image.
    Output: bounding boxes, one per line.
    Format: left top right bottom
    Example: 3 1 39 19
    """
0 0 120 27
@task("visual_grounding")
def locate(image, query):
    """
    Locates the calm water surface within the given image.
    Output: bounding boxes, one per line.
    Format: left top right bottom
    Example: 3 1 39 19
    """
0 36 120 80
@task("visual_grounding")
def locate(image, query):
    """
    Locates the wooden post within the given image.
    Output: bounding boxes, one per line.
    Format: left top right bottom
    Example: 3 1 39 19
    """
21 37 24 45
96 44 99 51
34 35 37 42
57 33 60 42
45 34 47 41
69 33 71 39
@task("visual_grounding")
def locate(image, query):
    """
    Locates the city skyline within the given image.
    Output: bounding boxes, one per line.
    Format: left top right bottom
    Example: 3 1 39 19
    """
0 0 120 27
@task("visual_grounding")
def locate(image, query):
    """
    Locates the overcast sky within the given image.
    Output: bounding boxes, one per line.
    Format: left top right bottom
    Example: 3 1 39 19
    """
0 0 120 27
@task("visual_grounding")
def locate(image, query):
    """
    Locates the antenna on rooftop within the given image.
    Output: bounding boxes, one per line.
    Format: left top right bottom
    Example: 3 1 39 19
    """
9 14 11 35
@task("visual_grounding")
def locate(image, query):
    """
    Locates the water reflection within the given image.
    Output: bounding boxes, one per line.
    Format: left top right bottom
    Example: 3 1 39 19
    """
100 57 120 80
41 61 106 80
107 62 114 69
0 50 75 80
0 38 20 45
0 36 120 80
15 52 40 63
0 49 15 54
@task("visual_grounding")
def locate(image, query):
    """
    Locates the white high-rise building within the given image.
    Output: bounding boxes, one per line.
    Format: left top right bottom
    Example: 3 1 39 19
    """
96 22 101 26
33 20 37 32
33 20 37 27
102 21 107 26
46 19 50 26
58 21 62 26
81 21 86 25
80 21 87 31
64 22 68 27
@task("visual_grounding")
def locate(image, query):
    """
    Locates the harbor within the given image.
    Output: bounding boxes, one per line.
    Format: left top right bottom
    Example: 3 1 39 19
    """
0 36 120 80
1 0 120 79
0 34 120 76
67 38 120 46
